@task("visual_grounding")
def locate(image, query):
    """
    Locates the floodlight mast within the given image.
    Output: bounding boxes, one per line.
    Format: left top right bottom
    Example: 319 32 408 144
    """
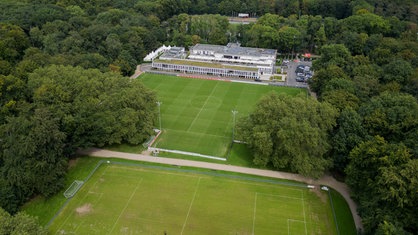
156 101 162 130
231 110 238 142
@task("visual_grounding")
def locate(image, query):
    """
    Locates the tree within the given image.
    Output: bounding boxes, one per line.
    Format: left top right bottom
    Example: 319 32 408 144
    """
189 14 229 44
27 65 157 150
277 26 301 53
358 91 418 154
237 93 338 178
0 107 67 212
346 136 418 234
382 59 413 85
0 24 30 63
309 65 349 96
341 12 390 35
0 207 47 235
375 221 410 235
339 31 368 56
312 44 352 71
331 108 367 173
0 74 27 122
246 24 277 49
322 90 360 111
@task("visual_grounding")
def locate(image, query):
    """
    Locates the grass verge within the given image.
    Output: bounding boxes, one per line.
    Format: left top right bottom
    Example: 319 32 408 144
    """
330 189 357 235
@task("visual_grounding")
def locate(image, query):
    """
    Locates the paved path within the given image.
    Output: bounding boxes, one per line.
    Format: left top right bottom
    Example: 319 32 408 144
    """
78 148 363 231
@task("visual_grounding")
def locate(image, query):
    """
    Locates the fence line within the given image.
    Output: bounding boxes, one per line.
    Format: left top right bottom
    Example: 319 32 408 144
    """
148 147 226 161
46 160 106 227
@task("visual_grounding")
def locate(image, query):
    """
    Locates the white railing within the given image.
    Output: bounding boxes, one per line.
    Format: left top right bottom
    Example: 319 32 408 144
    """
144 45 172 62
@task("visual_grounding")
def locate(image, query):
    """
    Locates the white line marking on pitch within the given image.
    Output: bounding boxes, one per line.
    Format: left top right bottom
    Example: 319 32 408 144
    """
252 192 258 235
302 191 307 235
257 192 303 201
287 219 305 235
108 178 143 234
187 82 219 132
181 177 202 234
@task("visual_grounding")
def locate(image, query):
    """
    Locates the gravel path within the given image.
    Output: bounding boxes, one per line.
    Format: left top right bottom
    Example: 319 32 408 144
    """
78 148 363 231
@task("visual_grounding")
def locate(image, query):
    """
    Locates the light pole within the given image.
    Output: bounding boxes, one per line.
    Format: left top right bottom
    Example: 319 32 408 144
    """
231 110 238 142
156 101 162 131
292 35 296 60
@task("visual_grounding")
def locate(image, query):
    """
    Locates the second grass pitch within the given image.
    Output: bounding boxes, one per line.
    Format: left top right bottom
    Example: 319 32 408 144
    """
48 162 337 234
140 74 304 157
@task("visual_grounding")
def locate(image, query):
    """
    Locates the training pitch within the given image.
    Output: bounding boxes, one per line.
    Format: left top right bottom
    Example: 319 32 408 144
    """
140 74 304 157
49 163 337 234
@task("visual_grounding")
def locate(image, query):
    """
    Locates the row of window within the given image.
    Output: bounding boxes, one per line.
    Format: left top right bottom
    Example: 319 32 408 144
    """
152 63 259 79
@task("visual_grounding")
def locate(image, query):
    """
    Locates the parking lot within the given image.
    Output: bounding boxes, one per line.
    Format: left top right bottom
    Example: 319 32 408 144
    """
280 60 312 87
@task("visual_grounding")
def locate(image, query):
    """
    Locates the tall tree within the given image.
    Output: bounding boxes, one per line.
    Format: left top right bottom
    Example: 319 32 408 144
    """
0 107 67 212
27 65 157 150
237 93 337 178
331 108 368 173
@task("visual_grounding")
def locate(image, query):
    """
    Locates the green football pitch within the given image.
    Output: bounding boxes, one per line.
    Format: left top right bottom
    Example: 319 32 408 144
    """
48 162 337 234
140 73 304 157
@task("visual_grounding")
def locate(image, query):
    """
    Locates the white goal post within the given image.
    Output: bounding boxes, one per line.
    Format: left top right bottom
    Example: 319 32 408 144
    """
63 180 84 199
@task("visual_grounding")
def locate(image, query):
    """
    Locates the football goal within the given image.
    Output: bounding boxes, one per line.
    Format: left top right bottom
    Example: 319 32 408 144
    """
64 180 84 199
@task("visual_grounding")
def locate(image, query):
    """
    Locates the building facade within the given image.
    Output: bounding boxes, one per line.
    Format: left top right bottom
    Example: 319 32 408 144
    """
149 43 277 80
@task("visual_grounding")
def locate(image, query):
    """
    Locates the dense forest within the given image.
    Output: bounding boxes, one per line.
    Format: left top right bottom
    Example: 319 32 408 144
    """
1 0 417 234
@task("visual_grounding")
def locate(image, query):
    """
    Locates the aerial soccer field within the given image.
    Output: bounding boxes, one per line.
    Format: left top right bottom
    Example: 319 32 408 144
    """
140 73 304 158
48 162 337 234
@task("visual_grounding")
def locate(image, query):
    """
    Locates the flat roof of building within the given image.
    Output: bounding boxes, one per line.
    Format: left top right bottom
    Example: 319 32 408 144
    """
191 43 276 57
160 47 186 59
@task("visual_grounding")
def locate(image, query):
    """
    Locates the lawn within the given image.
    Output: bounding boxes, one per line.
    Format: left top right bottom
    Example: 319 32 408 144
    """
140 73 304 157
48 161 338 234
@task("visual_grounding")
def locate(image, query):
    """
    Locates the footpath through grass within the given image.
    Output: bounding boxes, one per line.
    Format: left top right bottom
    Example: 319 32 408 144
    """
47 160 337 234
140 73 304 157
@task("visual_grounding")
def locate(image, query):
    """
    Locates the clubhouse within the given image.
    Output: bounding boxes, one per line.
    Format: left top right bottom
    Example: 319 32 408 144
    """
146 43 277 80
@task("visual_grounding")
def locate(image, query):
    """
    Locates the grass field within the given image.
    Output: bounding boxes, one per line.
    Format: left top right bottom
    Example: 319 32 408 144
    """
140 73 304 157
48 162 337 234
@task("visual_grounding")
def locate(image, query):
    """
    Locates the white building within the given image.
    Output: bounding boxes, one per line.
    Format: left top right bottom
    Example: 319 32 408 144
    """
150 43 277 80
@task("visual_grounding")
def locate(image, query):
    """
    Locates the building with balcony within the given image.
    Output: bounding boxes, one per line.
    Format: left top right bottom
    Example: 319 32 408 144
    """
149 43 277 80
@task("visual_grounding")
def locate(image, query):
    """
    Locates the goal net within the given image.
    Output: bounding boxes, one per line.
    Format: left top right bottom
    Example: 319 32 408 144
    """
64 180 84 199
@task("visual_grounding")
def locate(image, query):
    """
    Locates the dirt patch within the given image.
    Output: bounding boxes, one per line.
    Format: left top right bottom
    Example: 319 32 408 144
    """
141 149 152 155
76 203 92 216
68 158 78 168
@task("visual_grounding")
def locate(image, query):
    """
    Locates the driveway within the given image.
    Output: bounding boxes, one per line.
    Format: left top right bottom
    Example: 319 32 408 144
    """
78 148 363 231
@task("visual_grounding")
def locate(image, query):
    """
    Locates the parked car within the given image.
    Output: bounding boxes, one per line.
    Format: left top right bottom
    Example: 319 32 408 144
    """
295 65 305 73
296 76 305 82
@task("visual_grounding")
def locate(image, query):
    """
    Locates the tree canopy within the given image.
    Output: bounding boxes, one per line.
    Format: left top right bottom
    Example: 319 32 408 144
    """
346 136 418 234
1 65 156 213
0 207 47 235
237 93 337 178
1 0 418 233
